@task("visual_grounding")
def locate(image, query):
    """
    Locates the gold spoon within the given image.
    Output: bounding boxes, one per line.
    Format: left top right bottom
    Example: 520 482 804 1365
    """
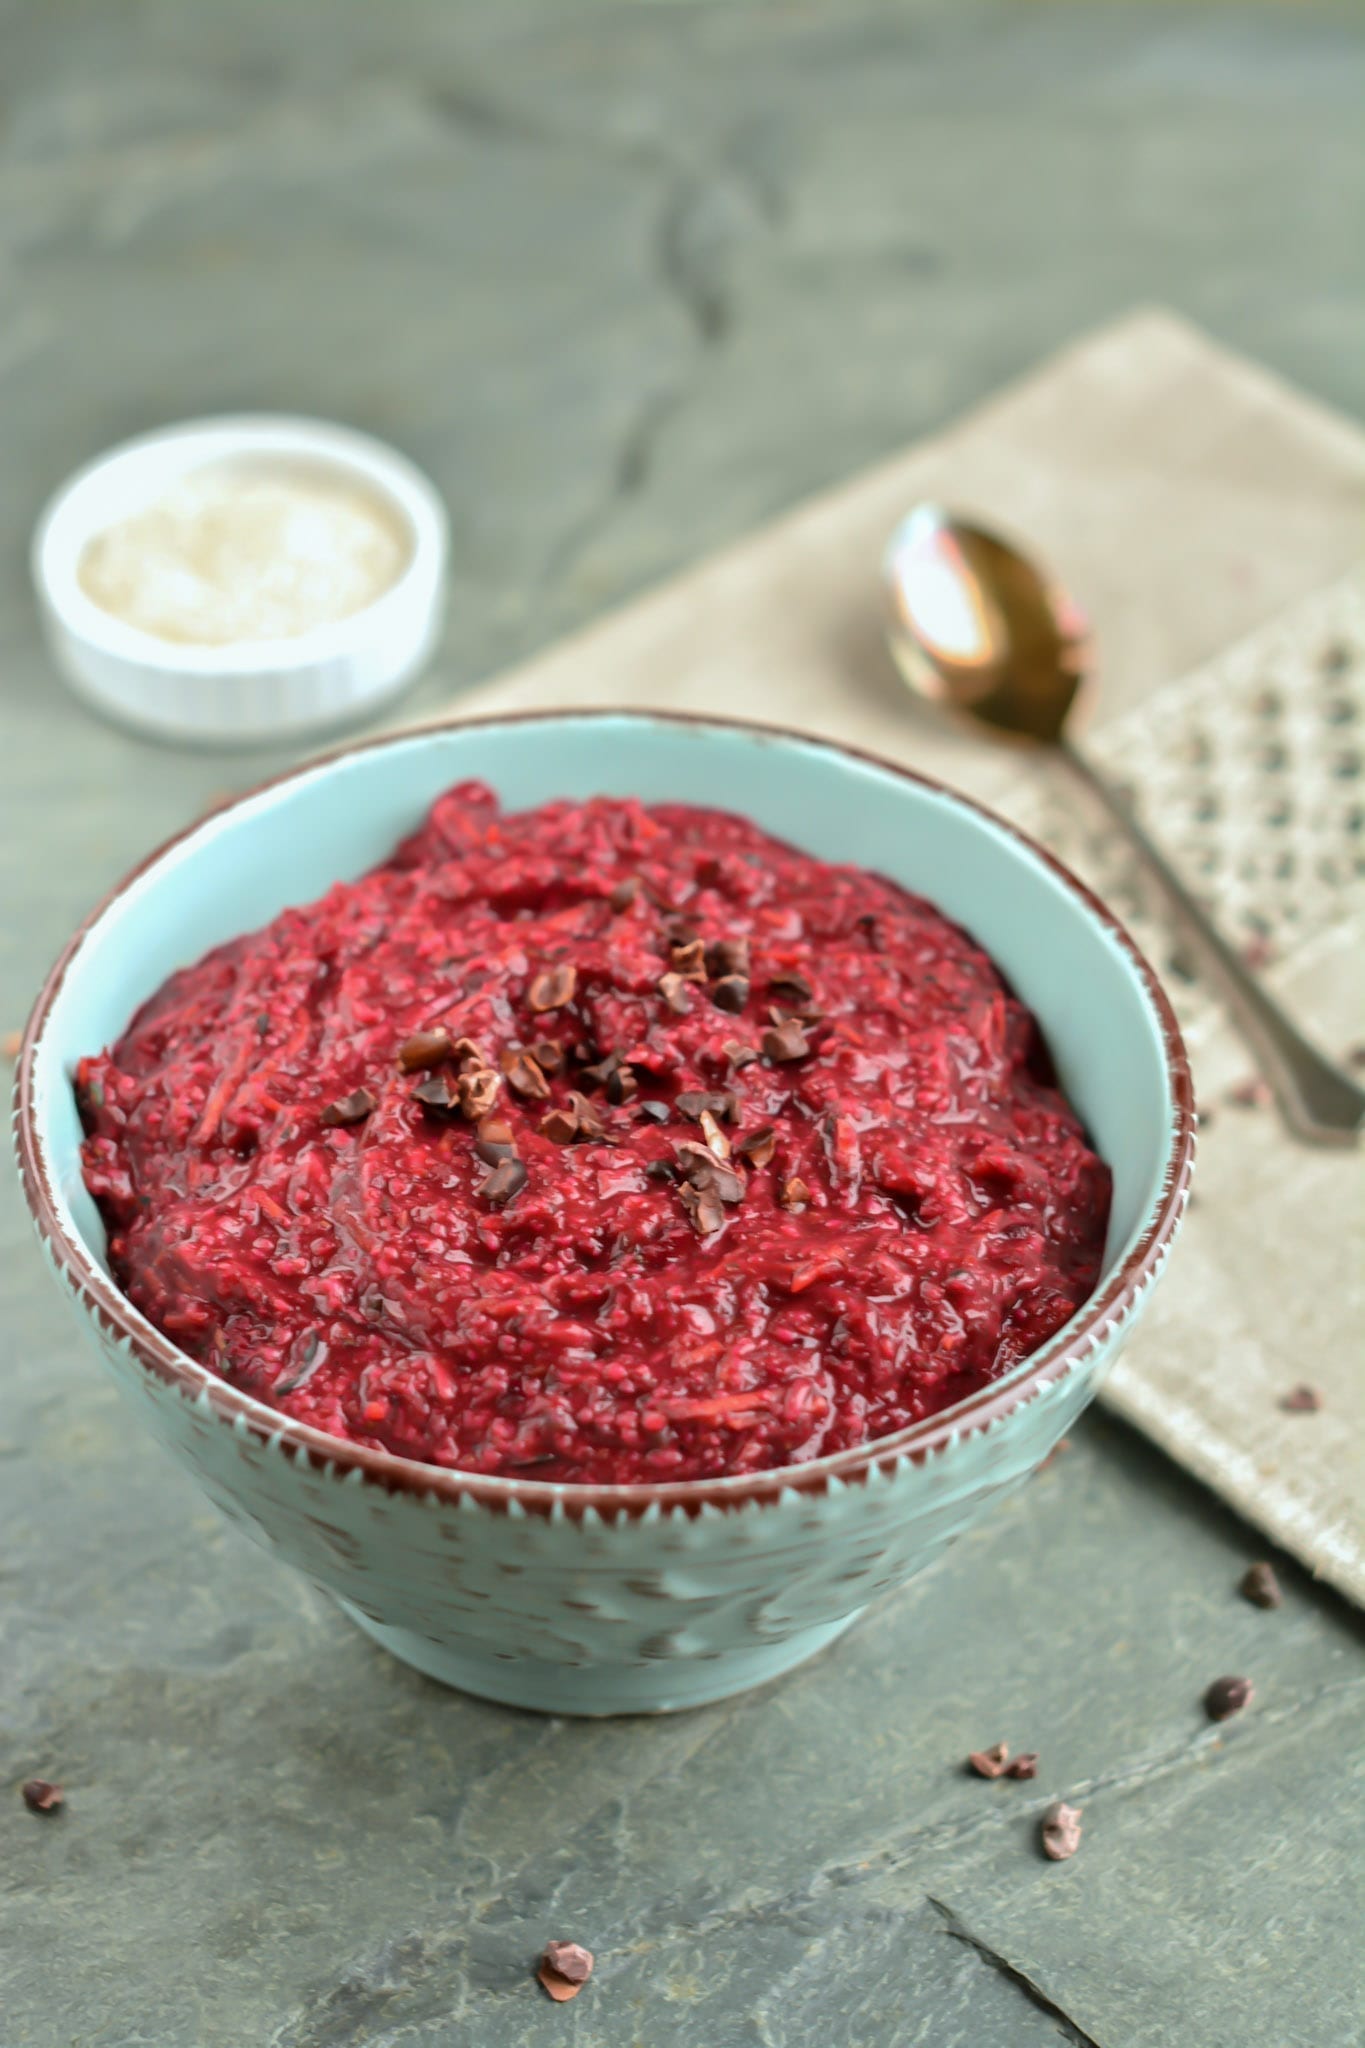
883 503 1364 1147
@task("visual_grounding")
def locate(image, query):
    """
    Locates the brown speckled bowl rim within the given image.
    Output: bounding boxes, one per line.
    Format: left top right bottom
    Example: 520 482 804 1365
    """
14 707 1195 1519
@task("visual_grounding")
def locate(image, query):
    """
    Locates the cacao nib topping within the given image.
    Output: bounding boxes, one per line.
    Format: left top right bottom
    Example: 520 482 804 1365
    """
412 1073 459 1115
669 936 707 981
680 1181 727 1237
450 1037 488 1070
567 1091 612 1142
529 1038 566 1077
762 1018 812 1064
579 1050 621 1092
711 974 750 1014
1239 1562 1282 1609
779 1175 811 1209
967 1743 1010 1779
675 1089 738 1124
21 1779 64 1815
474 1117 519 1165
320 1088 377 1127
675 1142 745 1205
1040 1801 1082 1861
397 1029 453 1071
528 962 577 1013
539 1106 580 1145
657 972 693 1015
637 1099 672 1124
734 1125 776 1168
723 1039 759 1069
610 876 642 912
770 968 814 1006
458 1067 502 1121
480 1157 528 1207
500 1047 551 1101
645 1158 678 1182
768 999 825 1032
706 936 751 979
1204 1674 1255 1721
699 1109 730 1160
606 1066 638 1106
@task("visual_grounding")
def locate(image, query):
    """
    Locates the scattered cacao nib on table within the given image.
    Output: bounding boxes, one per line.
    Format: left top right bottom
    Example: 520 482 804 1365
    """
967 1743 1038 1781
967 1742 1011 1779
1039 1801 1082 1861
537 1941 594 2001
21 1778 64 1815
1204 1674 1255 1721
1239 1562 1283 1609
1279 1383 1323 1413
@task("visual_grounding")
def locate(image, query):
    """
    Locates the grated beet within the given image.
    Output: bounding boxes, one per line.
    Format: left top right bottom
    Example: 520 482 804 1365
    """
76 785 1110 1484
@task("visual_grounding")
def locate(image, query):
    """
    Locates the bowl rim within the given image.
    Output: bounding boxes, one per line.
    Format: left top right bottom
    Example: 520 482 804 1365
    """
14 707 1195 1518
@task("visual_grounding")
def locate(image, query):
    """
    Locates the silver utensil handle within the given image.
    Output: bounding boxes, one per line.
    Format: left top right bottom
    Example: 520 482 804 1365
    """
1060 740 1364 1147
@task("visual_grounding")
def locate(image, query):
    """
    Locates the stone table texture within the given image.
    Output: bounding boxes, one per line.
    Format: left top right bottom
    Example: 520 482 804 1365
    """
2 4 1362 2045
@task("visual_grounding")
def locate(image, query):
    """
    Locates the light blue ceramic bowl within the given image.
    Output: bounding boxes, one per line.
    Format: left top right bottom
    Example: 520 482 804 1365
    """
15 713 1194 1714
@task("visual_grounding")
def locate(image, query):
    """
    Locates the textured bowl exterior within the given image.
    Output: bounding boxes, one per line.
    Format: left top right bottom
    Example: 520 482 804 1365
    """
38 1229 1160 1713
15 711 1194 1714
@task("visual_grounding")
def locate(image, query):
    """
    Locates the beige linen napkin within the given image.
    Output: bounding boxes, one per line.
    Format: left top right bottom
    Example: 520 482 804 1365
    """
438 309 1365 1602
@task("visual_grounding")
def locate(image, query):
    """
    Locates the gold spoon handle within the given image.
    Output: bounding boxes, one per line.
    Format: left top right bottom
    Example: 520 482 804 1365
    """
1059 739 1365 1147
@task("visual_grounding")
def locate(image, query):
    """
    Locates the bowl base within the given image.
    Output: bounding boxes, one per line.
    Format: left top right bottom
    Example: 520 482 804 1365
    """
338 1601 864 1715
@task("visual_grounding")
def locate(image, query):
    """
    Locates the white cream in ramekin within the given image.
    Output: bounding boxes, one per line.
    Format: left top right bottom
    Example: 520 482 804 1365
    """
32 415 449 746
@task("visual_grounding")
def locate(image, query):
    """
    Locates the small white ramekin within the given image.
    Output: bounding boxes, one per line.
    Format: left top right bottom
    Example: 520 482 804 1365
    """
31 415 449 747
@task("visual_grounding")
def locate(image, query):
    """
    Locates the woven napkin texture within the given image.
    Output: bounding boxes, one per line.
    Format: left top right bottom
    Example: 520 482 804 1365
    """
436 309 1364 1601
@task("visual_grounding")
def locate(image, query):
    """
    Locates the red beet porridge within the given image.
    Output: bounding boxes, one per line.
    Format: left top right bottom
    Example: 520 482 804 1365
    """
77 784 1111 1483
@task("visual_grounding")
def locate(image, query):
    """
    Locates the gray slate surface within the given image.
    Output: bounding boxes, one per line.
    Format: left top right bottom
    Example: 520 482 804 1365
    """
2 4 1362 2044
